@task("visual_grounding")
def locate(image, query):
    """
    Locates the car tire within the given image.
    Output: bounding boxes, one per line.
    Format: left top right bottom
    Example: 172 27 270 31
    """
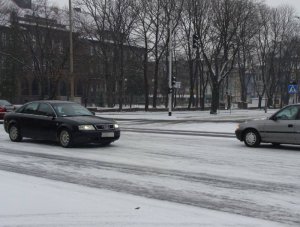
101 141 112 146
9 124 22 142
59 129 73 148
243 129 261 147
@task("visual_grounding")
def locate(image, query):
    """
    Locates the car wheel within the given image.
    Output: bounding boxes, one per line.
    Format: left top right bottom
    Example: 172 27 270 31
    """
243 129 261 147
59 129 73 148
9 124 22 142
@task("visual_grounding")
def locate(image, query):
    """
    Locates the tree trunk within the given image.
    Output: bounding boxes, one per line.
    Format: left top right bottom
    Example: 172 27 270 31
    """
210 80 219 114
188 59 194 109
118 45 124 111
152 59 159 108
195 50 200 108
258 95 262 109
143 50 149 111
200 95 205 110
104 59 113 107
239 66 247 103
130 94 133 109
267 94 273 107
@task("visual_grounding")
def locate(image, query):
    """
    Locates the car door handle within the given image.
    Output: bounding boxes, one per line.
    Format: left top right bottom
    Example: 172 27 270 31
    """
288 124 293 128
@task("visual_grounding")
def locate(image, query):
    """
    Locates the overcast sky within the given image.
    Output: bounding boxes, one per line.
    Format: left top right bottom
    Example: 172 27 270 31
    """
50 0 300 15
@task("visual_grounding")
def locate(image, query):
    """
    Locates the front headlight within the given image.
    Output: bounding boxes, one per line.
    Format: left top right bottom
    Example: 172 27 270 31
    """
236 124 240 130
78 125 95 131
114 124 119 129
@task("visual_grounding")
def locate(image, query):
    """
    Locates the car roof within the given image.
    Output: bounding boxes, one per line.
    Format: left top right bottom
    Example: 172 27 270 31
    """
284 104 300 107
0 100 12 104
26 100 76 105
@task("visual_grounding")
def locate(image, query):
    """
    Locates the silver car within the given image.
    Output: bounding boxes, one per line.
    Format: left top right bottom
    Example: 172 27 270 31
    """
235 104 300 147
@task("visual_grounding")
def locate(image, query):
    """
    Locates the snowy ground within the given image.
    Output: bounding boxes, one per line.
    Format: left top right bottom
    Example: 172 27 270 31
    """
1 171 283 227
0 109 299 226
97 108 277 122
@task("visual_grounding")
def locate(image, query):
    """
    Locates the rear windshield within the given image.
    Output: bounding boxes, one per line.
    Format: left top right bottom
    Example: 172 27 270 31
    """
52 103 93 117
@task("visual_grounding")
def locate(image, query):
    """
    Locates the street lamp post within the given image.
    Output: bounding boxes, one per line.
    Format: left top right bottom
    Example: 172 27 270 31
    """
69 0 74 100
168 17 172 116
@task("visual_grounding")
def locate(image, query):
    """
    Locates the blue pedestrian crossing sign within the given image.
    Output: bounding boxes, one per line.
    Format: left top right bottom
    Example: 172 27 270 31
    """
288 84 298 94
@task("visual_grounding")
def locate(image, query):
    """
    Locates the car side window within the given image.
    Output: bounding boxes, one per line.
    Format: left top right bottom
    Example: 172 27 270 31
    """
296 107 300 120
275 106 299 120
21 103 39 115
37 103 55 117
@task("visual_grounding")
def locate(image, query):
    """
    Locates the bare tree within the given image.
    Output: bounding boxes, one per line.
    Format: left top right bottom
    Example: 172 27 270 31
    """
18 0 70 99
197 0 244 114
106 0 139 111
147 0 168 108
0 0 69 101
178 0 195 109
253 4 298 108
235 0 258 105
0 0 23 101
272 6 298 107
75 0 139 110
75 0 115 107
146 0 183 108
191 0 210 110
132 0 155 111
0 13 23 101
179 0 209 109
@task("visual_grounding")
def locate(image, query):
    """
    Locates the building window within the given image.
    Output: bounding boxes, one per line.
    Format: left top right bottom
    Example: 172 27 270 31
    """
1 33 7 47
0 56 6 70
52 40 63 53
89 45 99 56
32 34 36 49
89 46 94 56
58 41 63 53
89 66 94 74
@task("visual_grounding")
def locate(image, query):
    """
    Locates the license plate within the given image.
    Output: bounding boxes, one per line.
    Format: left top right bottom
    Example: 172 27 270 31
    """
101 132 114 138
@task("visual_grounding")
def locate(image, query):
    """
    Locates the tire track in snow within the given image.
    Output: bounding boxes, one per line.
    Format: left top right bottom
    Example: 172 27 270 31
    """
0 148 299 225
122 128 235 138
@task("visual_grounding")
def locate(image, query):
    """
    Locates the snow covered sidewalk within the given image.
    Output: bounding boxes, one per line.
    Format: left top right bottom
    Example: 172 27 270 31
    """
97 109 277 134
97 108 276 122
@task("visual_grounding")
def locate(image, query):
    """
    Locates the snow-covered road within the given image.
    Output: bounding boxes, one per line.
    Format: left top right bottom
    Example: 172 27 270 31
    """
0 118 300 226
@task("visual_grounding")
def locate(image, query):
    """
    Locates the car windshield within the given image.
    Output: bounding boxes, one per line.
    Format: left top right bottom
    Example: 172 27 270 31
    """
0 100 12 106
52 103 93 117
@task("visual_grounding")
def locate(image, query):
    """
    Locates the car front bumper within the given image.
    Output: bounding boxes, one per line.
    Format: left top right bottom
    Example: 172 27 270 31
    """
71 129 121 144
235 129 243 141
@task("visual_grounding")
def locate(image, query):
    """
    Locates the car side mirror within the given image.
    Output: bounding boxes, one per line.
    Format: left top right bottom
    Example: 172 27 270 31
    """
47 113 56 119
271 116 278 121
91 111 96 116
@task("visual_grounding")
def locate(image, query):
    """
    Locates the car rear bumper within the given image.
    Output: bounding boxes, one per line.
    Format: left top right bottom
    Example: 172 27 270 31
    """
0 112 5 120
1 111 13 120
72 130 121 144
235 129 243 141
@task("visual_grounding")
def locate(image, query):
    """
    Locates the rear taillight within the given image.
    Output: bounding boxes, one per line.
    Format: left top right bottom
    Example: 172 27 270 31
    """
0 107 6 112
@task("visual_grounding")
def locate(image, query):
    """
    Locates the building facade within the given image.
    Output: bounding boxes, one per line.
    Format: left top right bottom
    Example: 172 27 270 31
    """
0 2 144 106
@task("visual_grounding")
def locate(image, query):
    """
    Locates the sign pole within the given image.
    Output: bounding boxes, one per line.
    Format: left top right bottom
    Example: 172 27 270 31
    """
288 84 298 104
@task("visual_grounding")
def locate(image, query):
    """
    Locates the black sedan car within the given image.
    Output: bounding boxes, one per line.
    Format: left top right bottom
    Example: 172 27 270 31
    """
3 100 120 147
